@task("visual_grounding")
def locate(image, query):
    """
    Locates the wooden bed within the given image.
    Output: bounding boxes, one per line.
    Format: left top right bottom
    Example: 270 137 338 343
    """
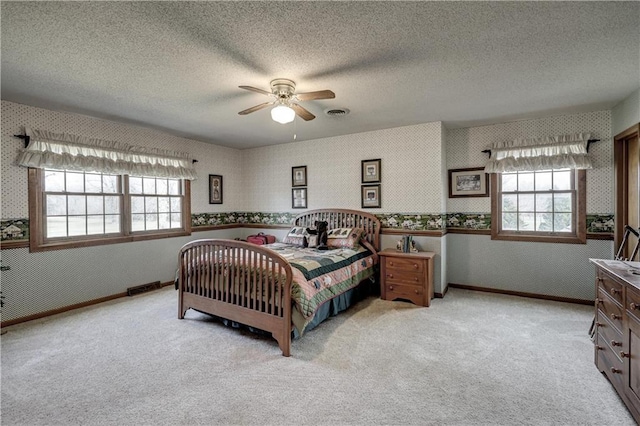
177 208 381 356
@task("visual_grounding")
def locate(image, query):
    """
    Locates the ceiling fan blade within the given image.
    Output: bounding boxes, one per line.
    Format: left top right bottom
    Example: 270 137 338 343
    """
295 90 335 101
239 85 273 96
238 101 274 115
290 103 315 121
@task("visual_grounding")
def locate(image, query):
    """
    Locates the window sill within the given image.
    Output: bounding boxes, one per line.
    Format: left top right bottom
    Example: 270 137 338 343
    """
491 232 586 244
31 229 191 252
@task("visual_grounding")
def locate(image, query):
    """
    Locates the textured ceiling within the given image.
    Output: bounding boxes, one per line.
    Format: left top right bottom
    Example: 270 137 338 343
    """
1 1 638 149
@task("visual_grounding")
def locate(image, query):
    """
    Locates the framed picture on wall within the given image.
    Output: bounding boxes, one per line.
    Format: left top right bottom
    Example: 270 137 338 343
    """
209 174 223 204
292 188 307 209
448 167 489 198
361 159 381 183
292 165 307 187
361 184 381 208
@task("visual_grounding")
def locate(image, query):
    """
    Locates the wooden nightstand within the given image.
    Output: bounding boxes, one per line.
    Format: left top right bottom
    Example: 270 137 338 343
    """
379 248 435 307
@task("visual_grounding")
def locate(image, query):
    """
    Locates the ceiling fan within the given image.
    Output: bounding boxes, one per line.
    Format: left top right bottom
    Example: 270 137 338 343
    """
238 78 335 124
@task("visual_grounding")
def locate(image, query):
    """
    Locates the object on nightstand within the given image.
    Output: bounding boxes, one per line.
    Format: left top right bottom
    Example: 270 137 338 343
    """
396 235 417 253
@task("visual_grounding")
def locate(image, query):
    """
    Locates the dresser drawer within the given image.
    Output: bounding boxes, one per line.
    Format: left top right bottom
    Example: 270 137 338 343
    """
627 285 640 321
596 315 624 361
385 257 425 274
384 269 423 286
384 282 425 305
596 332 625 393
597 270 624 306
597 289 624 332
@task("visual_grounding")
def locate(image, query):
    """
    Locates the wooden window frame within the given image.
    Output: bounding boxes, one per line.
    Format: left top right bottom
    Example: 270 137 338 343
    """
490 169 586 244
28 168 191 252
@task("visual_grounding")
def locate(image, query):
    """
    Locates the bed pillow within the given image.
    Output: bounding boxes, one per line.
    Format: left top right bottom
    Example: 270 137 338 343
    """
283 226 309 246
326 227 365 249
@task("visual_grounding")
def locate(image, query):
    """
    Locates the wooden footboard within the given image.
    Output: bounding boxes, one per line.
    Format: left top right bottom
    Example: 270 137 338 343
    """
178 239 294 356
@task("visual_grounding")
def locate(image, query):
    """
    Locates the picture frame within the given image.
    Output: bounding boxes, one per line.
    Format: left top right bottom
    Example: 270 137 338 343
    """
361 184 381 208
292 188 307 209
448 167 489 198
361 159 381 183
292 165 307 187
209 174 223 204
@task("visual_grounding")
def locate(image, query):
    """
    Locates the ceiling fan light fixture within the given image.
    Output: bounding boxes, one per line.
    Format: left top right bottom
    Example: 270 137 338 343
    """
271 105 295 124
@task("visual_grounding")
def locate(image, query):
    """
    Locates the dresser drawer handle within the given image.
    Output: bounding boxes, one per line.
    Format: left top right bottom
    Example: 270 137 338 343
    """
387 274 393 279
610 288 621 295
596 322 604 328
389 285 394 291
413 264 418 269
414 277 418 282
596 298 602 304
389 262 394 266
610 367 622 374
611 340 623 347
414 289 419 294
596 345 604 351
610 313 622 321
630 303 639 310
620 351 630 358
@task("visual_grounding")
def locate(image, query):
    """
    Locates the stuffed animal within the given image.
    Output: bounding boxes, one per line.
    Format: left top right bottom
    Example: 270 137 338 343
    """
305 220 329 250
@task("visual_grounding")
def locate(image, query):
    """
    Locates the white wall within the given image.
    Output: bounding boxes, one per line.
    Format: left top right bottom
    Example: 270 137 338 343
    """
612 88 640 136
445 110 614 300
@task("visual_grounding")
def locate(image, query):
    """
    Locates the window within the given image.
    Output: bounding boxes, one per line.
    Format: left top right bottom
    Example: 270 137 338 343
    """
491 169 586 243
30 168 191 251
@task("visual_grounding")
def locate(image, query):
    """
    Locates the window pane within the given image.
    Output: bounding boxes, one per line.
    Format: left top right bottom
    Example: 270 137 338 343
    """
131 214 145 231
129 177 143 194
68 216 87 236
536 213 553 231
68 195 86 215
46 195 67 215
105 196 120 214
170 197 181 212
554 193 572 212
171 213 181 228
44 170 65 192
145 196 158 213
143 178 156 195
85 174 102 193
146 213 158 230
47 217 67 238
87 196 104 215
553 170 571 190
502 194 518 212
501 174 517 192
158 197 170 212
87 215 104 235
66 172 84 192
157 179 168 195
168 180 180 195
131 196 145 214
518 194 535 212
518 173 534 191
502 213 518 230
535 172 552 191
103 175 119 194
158 213 171 229
519 213 534 231
535 193 553 212
105 215 120 234
554 213 572 232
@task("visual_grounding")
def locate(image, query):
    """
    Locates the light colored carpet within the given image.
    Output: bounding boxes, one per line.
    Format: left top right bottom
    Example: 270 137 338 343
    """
1 287 635 426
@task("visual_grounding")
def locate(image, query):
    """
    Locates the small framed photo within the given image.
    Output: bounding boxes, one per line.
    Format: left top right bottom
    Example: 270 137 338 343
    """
361 184 381 208
361 159 381 183
292 188 307 209
209 174 223 204
292 165 307 187
448 167 489 198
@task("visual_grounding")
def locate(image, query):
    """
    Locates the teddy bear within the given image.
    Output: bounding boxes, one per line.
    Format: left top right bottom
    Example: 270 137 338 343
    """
304 220 329 250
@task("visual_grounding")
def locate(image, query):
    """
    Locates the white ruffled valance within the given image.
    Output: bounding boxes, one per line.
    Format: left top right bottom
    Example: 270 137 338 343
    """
16 128 197 180
484 133 593 173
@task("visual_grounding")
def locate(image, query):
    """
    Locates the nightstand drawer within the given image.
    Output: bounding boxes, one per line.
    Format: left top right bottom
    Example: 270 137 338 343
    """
384 269 423 286
597 269 624 306
385 257 424 273
384 282 425 305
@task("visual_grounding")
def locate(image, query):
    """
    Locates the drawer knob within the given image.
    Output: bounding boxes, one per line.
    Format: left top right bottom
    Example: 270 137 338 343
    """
630 303 639 310
610 288 621 295
596 298 602 304
389 262 394 266
596 345 604 351
596 322 604 328
389 285 394 291
610 367 622 374
414 289 419 294
611 340 623 347
414 277 418 282
610 313 622 321
387 274 394 279
620 351 630 358
413 264 418 269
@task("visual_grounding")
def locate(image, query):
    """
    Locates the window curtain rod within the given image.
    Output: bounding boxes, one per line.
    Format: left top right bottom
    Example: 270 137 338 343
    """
13 133 199 163
481 138 600 156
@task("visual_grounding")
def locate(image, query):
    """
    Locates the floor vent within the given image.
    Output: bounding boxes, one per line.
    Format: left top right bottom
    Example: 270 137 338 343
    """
127 281 162 296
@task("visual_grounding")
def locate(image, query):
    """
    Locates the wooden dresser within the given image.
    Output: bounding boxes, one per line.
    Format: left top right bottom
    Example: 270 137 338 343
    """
379 249 435 307
590 259 640 422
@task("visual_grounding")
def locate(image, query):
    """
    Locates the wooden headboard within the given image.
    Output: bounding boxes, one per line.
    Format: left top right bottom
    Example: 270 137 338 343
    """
294 208 381 251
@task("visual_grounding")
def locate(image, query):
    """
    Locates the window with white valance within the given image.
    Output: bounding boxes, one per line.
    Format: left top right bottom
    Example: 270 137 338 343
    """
17 128 197 180
484 133 593 173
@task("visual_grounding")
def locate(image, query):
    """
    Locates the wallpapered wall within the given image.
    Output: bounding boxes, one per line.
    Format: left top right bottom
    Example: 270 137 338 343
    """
445 110 614 300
